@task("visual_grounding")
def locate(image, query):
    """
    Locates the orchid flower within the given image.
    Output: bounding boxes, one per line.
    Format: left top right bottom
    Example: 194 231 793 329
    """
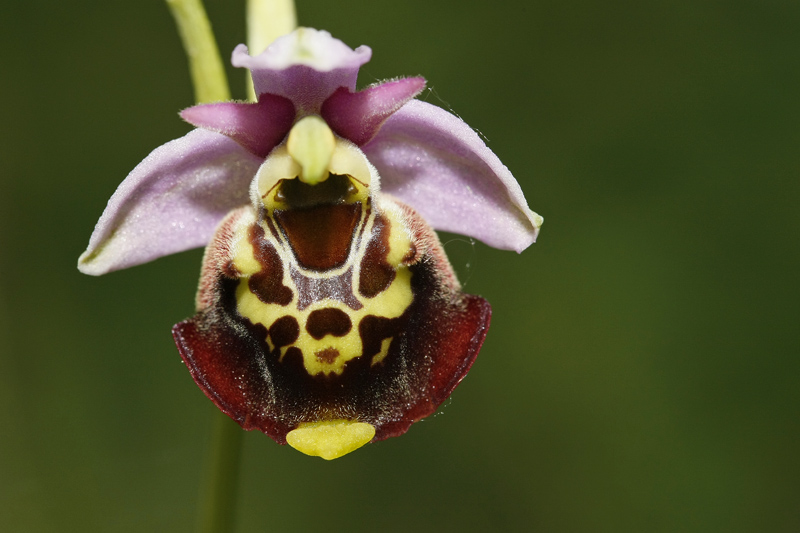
78 28 542 460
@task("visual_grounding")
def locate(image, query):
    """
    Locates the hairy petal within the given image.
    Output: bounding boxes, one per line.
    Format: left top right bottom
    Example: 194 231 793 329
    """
180 93 295 158
78 129 261 276
321 77 426 146
232 28 372 114
363 100 543 252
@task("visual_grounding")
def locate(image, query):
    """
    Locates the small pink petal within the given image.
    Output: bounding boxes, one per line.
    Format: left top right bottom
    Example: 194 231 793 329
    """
363 100 542 253
321 77 426 146
78 129 260 276
180 94 295 158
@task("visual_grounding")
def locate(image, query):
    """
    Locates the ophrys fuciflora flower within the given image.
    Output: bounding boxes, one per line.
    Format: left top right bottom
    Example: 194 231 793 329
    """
79 28 542 459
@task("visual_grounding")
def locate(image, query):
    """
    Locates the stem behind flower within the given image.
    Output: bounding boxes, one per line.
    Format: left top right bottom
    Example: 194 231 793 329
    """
166 1 242 531
247 0 297 57
166 0 231 103
246 0 298 101
165 1 296 530
197 411 243 533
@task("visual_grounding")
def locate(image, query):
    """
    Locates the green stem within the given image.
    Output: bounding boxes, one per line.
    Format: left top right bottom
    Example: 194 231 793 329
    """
197 410 244 533
245 0 298 101
165 1 297 530
165 1 240 531
247 0 297 56
166 0 230 103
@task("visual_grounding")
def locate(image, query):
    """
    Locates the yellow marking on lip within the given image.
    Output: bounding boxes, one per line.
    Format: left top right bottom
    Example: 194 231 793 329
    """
292 322 364 376
287 419 376 460
381 202 412 267
230 189 415 377
357 267 412 318
230 232 262 277
236 263 412 376
371 337 393 366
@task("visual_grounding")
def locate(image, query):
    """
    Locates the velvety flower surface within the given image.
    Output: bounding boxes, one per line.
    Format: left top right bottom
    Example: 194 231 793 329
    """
79 28 542 458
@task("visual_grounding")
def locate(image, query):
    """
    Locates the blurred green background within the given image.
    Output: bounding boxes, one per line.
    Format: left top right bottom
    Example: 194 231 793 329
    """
2 1 798 531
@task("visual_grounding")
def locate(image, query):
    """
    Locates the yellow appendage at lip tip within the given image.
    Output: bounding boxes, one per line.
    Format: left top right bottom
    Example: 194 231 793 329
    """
286 420 376 460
